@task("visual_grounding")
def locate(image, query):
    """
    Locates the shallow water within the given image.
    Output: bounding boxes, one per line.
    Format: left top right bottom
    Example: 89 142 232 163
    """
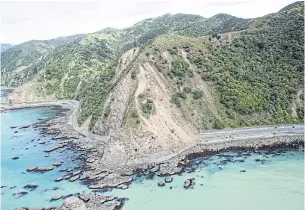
107 149 304 210
1 103 304 210
1 107 90 210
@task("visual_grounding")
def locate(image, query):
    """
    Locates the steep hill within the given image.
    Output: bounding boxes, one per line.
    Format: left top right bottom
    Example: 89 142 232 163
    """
3 1 304 157
1 43 13 53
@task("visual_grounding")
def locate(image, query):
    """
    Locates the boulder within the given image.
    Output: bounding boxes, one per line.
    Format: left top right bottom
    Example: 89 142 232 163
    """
69 175 80 182
26 166 37 172
60 168 68 172
59 196 86 210
78 194 90 203
55 177 63 182
10 126 17 129
158 181 165 187
184 179 192 189
150 165 159 173
51 195 63 201
165 177 173 183
240 169 246 173
37 166 54 172
53 162 62 167
63 175 72 180
12 157 19 160
72 170 82 176
118 184 129 189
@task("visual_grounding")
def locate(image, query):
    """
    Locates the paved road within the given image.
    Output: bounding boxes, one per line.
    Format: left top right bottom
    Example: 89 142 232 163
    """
200 124 304 144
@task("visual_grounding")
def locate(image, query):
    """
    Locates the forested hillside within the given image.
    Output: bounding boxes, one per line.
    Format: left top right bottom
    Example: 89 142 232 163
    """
2 1 304 136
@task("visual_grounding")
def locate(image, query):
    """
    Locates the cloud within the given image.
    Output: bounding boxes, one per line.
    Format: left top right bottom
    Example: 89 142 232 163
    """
0 0 298 44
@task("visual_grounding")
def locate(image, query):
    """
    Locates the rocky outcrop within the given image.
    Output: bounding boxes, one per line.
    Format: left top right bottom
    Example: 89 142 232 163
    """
69 175 80 182
44 142 68 152
88 175 133 189
53 162 62 167
58 196 86 210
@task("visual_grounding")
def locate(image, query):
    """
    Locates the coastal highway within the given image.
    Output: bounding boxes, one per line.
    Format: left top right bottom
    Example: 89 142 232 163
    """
200 124 304 144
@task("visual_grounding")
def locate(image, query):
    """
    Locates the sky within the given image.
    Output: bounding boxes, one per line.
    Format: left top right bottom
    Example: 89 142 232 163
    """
0 0 298 44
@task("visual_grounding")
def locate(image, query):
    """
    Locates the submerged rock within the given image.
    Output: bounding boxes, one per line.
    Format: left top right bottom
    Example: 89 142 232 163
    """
19 125 30 129
10 126 17 129
51 195 63 201
12 156 19 160
12 191 28 197
23 184 38 189
240 169 246 172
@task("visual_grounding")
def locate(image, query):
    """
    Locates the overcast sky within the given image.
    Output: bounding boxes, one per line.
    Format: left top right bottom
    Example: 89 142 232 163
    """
0 0 298 44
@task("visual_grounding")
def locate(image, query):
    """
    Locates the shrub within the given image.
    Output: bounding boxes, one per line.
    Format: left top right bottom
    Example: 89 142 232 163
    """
214 119 225 129
183 87 192 93
192 90 203 99
142 100 154 114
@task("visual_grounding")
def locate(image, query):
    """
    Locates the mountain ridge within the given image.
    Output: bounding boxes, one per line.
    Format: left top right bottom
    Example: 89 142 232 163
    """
2 1 304 145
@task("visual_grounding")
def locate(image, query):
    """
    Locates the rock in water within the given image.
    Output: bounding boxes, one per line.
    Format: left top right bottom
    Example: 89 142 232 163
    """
51 195 63 201
53 162 62 167
23 184 38 189
165 177 173 183
158 181 165 187
59 196 86 210
12 156 19 160
184 179 192 189
69 175 80 182
55 177 63 182
26 166 37 172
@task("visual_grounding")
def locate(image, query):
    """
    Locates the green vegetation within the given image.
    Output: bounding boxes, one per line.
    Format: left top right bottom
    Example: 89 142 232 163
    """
2 1 303 131
141 99 154 115
192 90 203 99
171 59 189 77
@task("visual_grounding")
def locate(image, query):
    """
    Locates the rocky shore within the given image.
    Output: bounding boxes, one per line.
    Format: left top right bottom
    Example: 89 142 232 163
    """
4 101 304 210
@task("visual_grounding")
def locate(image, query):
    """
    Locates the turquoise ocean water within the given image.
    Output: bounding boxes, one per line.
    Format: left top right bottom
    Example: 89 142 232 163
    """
1 107 90 210
0 98 303 209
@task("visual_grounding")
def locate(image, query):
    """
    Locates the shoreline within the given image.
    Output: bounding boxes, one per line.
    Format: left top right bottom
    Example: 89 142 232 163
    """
3 100 304 210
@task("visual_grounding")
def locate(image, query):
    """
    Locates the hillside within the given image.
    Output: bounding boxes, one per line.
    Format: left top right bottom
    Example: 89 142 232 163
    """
2 1 304 157
1 43 13 53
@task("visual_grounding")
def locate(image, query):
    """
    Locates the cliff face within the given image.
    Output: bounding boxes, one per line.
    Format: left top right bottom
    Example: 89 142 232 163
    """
4 2 304 154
